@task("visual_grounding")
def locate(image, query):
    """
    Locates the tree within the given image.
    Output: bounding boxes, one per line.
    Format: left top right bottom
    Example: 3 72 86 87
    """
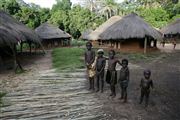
51 0 72 12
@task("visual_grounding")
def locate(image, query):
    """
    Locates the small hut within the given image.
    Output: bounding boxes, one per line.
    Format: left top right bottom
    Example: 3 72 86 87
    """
99 13 162 53
86 16 122 46
161 19 180 39
35 23 71 48
0 11 42 70
0 11 41 52
80 29 93 40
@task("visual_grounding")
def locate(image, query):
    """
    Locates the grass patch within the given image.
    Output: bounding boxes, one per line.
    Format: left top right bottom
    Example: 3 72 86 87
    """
52 47 85 70
71 39 86 47
0 92 6 107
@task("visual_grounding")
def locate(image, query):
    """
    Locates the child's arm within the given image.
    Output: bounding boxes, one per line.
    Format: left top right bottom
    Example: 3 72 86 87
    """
127 69 130 82
98 59 106 74
116 59 122 66
150 80 154 89
89 51 95 65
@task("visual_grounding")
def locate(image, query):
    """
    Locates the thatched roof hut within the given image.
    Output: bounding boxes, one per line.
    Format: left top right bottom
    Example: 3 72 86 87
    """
0 11 41 46
161 19 180 35
80 29 93 40
87 16 122 40
99 13 162 40
35 22 71 40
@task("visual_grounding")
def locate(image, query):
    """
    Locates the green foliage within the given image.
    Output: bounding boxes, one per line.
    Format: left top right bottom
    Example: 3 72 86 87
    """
52 48 85 70
52 0 72 12
0 92 6 107
138 7 169 28
71 39 86 47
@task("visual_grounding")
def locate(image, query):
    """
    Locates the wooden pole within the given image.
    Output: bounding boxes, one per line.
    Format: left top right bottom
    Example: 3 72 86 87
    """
20 42 23 53
144 37 147 54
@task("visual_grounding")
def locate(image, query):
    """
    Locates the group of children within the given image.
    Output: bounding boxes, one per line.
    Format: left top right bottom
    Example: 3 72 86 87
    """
85 42 153 107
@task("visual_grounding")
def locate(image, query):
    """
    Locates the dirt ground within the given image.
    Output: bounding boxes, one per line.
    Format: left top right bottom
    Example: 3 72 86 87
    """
0 47 180 120
95 50 180 120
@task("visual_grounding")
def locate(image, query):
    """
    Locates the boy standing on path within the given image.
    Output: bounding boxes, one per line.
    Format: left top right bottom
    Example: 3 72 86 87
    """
95 49 106 93
85 42 96 91
139 69 154 107
119 59 129 103
106 50 121 98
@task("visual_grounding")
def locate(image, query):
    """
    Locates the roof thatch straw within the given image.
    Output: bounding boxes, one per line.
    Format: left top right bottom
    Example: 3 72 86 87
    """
87 16 122 40
0 11 41 46
0 26 20 46
80 29 93 40
161 19 180 35
35 22 71 40
99 13 162 40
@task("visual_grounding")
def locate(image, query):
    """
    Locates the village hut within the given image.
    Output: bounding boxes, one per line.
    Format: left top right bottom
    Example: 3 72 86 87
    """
161 19 180 39
0 11 41 52
86 16 122 46
80 29 93 40
35 22 71 48
0 11 42 70
99 13 162 53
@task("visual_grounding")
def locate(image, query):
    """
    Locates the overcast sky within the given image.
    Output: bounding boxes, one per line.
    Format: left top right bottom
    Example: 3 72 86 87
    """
23 0 124 9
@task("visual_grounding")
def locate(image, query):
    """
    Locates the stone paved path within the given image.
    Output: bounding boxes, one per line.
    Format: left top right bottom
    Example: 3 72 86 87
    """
0 69 107 120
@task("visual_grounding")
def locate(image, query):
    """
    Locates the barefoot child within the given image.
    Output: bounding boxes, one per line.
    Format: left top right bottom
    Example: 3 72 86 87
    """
119 59 129 102
139 69 154 107
106 50 121 98
85 42 96 90
95 49 106 93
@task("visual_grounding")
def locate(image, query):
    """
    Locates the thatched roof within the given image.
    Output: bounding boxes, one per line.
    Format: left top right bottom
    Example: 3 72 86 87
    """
35 23 71 40
0 11 41 46
161 19 180 35
80 29 93 40
99 13 162 40
86 16 122 40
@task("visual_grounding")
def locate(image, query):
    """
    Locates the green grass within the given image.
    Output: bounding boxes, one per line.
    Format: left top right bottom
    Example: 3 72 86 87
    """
52 47 85 70
71 39 86 47
0 92 6 107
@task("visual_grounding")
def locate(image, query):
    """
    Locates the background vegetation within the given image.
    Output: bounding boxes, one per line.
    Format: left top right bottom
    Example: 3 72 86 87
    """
0 0 179 38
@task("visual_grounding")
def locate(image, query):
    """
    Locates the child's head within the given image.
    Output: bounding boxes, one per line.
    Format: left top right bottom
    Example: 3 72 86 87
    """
109 50 115 59
86 42 92 50
144 69 151 79
122 59 128 68
97 49 104 57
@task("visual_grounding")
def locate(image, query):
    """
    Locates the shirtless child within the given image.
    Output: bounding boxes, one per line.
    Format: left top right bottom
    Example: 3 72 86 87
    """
106 50 121 98
85 42 96 90
95 49 106 93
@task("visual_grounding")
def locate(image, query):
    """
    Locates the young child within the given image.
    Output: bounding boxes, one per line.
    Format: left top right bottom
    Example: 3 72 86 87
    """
139 69 154 107
119 59 129 102
85 42 96 91
95 49 106 93
106 50 121 98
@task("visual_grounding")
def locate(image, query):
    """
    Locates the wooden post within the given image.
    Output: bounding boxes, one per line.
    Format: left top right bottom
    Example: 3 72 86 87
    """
144 37 147 54
29 42 32 53
118 42 121 49
20 42 23 53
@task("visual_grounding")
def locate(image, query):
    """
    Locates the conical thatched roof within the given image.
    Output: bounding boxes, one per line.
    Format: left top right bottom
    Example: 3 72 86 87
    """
35 23 71 40
0 11 41 46
99 13 162 40
87 16 122 40
80 29 93 40
161 19 180 35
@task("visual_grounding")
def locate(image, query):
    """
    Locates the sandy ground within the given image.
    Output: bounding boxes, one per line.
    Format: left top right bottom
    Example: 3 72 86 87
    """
0 50 52 92
0 47 180 120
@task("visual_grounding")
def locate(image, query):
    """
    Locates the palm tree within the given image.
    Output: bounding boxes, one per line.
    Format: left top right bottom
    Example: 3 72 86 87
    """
98 0 119 20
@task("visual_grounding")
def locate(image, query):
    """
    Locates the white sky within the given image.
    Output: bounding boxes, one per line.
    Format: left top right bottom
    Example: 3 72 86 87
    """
23 0 124 9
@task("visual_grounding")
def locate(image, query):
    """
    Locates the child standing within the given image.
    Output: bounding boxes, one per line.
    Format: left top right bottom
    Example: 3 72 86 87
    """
119 59 129 103
106 50 121 98
85 42 96 91
139 69 154 107
95 49 106 93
